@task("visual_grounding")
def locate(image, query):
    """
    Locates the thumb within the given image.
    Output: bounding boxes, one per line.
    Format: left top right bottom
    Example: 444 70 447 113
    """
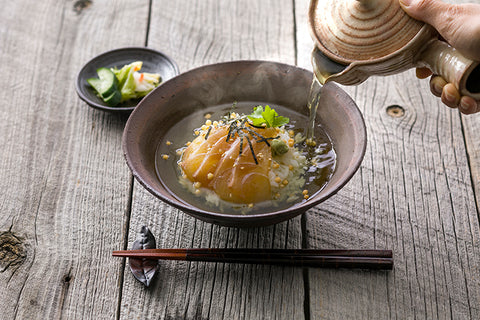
399 0 456 40
400 0 480 60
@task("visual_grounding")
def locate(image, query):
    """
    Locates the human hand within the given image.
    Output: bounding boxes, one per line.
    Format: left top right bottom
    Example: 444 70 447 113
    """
400 0 480 114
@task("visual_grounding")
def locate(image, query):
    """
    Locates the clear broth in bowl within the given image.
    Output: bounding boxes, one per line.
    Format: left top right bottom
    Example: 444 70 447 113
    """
155 102 336 215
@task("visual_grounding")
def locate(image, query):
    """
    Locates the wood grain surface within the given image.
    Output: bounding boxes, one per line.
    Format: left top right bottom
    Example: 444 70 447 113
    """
0 0 148 319
0 0 479 319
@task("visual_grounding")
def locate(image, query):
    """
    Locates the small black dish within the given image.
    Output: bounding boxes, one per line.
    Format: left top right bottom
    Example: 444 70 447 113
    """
76 47 179 113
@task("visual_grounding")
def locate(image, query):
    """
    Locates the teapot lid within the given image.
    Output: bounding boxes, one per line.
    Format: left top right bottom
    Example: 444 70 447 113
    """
309 0 424 64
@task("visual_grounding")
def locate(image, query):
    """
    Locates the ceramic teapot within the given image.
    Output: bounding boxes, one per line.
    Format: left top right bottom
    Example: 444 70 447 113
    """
308 0 480 99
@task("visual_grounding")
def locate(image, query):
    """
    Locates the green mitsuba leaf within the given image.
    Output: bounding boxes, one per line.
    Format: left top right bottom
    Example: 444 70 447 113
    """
247 105 289 128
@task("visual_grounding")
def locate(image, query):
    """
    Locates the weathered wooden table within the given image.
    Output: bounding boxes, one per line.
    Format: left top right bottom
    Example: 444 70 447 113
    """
1 0 480 319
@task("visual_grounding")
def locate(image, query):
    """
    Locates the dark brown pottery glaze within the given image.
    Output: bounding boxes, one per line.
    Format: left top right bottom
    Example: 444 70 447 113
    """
122 61 367 227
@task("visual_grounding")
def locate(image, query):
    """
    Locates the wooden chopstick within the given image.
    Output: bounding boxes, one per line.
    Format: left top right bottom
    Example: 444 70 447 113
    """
112 248 393 270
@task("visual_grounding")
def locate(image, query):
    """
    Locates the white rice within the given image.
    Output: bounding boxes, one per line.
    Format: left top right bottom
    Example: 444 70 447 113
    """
268 129 307 202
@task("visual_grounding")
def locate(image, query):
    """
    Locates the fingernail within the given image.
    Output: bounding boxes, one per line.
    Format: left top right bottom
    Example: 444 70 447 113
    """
442 83 459 102
444 91 457 104
460 99 476 113
432 83 443 96
399 0 413 6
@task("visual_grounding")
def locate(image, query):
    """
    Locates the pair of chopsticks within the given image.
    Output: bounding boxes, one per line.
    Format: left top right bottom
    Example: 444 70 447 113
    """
112 248 393 270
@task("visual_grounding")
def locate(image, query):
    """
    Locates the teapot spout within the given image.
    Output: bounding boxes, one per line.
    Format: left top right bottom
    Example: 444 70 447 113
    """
418 40 480 99
311 47 369 85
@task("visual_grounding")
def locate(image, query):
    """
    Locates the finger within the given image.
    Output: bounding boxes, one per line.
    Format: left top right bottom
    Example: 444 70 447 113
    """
429 75 446 97
459 96 480 114
441 83 461 109
416 67 433 79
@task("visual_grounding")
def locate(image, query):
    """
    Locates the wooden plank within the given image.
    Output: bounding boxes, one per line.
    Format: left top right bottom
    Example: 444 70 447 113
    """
450 0 480 214
0 0 150 319
463 115 480 218
458 0 480 214
295 0 480 319
118 1 305 319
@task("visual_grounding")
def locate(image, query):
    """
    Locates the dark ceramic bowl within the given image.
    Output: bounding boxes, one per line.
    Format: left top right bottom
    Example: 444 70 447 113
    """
123 61 366 227
76 47 179 113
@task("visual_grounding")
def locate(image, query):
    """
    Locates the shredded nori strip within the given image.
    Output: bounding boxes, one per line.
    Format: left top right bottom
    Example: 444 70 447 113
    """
226 121 237 142
239 136 244 155
245 126 264 141
258 135 279 146
204 126 212 140
245 126 279 146
245 136 258 165
249 123 266 129
218 110 280 164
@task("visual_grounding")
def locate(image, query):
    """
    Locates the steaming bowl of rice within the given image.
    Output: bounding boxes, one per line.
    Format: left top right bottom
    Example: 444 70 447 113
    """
123 61 366 227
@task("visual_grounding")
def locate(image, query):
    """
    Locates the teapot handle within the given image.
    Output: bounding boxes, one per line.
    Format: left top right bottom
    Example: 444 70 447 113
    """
418 40 480 100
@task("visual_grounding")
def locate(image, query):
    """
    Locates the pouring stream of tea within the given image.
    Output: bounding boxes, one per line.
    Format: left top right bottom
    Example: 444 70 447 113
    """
306 77 322 146
306 48 348 145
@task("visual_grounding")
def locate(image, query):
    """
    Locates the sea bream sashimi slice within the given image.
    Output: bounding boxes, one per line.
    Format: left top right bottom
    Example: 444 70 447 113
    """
180 125 277 203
